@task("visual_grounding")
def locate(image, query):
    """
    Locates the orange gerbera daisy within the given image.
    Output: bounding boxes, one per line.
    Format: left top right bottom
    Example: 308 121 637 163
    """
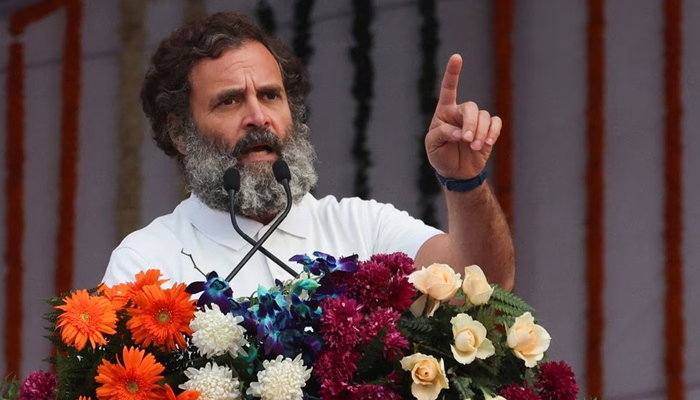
130 269 168 292
99 270 168 312
78 396 92 400
95 346 165 400
162 384 200 400
126 283 195 351
55 289 117 351
98 283 129 311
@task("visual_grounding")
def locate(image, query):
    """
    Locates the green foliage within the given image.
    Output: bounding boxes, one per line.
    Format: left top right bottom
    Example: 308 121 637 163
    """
398 315 434 343
449 376 475 399
0 376 20 400
488 286 534 327
16 260 584 400
490 286 534 313
53 350 105 399
355 327 388 381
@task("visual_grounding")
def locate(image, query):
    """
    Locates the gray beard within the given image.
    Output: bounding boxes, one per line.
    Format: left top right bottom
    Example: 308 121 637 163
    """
179 119 317 220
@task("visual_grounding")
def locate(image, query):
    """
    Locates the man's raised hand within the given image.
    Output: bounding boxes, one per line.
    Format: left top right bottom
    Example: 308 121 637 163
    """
425 54 502 181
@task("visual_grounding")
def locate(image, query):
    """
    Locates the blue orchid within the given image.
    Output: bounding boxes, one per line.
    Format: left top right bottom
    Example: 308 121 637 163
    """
185 271 234 313
290 252 359 276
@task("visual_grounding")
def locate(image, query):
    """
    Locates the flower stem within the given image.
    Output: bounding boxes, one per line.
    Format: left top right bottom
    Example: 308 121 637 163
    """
415 343 452 359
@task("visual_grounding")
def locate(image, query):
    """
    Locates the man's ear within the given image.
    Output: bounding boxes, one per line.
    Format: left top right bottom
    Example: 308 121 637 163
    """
167 114 187 155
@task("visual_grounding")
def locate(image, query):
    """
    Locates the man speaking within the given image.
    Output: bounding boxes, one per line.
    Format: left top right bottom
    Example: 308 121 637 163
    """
103 12 515 296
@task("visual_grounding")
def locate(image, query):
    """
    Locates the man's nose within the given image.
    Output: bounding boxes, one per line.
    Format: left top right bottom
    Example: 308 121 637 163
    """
242 98 270 129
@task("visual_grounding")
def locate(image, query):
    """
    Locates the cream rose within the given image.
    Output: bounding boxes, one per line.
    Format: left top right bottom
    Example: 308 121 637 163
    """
461 265 494 305
450 313 495 364
400 353 449 400
409 263 462 300
409 264 461 316
506 312 551 367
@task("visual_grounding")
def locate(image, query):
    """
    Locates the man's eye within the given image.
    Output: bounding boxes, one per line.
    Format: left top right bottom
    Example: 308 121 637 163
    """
262 92 279 100
221 98 235 106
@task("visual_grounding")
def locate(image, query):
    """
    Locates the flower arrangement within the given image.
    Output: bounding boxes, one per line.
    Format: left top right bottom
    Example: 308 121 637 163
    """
2 252 583 400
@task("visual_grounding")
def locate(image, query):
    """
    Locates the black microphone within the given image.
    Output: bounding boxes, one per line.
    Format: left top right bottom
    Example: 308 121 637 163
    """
224 160 299 282
224 167 295 277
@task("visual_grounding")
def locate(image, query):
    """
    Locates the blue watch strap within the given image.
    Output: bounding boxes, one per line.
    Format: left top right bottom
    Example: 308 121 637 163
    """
435 170 487 192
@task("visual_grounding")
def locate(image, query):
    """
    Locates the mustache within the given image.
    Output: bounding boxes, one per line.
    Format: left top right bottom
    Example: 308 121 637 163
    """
231 129 283 159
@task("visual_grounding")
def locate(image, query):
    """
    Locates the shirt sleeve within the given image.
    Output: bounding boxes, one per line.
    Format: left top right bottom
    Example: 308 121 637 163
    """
102 247 152 285
342 198 443 260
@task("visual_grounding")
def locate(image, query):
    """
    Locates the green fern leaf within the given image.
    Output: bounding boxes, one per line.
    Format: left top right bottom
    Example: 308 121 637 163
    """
489 302 533 319
399 316 435 342
473 307 497 332
449 376 474 399
490 287 534 311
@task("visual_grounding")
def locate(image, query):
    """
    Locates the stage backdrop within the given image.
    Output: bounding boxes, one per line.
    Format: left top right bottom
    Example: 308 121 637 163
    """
1 1 698 399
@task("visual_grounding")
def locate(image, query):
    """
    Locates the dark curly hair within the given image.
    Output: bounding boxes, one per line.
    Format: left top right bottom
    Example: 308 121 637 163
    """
141 11 309 159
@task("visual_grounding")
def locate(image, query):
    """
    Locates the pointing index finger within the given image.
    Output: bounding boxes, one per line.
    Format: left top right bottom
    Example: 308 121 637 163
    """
438 54 463 107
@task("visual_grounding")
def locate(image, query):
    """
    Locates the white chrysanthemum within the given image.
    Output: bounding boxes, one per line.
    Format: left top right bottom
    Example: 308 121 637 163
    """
247 354 312 400
190 303 249 358
180 362 241 400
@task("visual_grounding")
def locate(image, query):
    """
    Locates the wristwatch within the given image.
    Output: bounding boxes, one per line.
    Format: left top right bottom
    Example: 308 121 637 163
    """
435 170 487 192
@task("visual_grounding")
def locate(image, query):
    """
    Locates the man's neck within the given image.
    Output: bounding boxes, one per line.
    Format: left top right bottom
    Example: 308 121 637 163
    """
249 213 276 226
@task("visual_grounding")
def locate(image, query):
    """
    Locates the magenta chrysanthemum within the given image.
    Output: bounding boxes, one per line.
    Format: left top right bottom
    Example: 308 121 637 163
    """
347 383 403 400
359 308 408 361
19 371 57 400
319 379 351 400
500 383 543 400
360 308 398 343
536 361 579 400
382 330 409 362
333 253 416 312
372 253 415 276
319 296 363 350
314 348 359 384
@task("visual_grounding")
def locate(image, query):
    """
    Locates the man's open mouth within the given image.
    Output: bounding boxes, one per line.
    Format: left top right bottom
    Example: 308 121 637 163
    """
243 144 275 155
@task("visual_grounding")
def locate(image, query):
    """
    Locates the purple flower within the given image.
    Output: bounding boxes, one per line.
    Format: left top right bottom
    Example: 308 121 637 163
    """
500 383 543 400
20 371 57 400
536 361 580 400
186 271 235 313
291 252 359 275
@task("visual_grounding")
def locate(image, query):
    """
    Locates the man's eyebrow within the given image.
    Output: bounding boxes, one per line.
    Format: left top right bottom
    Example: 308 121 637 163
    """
210 88 243 109
257 84 284 95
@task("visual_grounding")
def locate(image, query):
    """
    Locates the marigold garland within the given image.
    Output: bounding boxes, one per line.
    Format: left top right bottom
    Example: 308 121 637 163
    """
4 40 26 379
4 0 82 377
55 0 83 297
9 0 66 34
494 0 514 227
663 0 684 398
117 0 146 241
585 0 606 397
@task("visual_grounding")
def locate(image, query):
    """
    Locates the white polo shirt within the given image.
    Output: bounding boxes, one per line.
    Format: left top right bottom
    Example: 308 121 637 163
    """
103 194 442 297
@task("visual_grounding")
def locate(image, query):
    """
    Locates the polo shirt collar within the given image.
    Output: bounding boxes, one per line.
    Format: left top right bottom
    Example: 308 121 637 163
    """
180 194 312 251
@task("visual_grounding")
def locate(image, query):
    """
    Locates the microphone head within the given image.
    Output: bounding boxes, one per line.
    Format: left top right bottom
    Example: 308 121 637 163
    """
272 159 291 183
223 167 240 192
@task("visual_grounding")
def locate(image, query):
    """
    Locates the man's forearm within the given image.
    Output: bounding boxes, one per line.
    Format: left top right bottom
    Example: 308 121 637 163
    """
445 181 515 290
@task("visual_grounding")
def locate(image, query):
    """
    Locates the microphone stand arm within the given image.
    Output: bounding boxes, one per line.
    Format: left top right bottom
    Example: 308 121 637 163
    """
225 180 298 282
